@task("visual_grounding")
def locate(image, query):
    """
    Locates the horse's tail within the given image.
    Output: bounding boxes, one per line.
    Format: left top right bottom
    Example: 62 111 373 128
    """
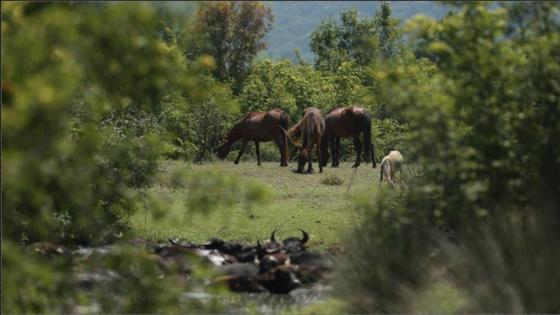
364 111 376 168
279 111 290 161
280 126 301 148
279 111 289 130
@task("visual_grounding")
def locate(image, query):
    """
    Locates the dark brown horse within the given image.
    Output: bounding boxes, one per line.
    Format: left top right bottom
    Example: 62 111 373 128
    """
217 108 289 166
285 107 325 174
320 105 376 168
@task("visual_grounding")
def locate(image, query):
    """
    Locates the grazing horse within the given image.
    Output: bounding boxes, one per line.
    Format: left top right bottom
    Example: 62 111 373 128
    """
285 107 325 174
379 150 403 186
217 108 289 167
320 105 376 168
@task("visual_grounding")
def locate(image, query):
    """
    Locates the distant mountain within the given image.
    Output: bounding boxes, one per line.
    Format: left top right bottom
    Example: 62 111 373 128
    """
263 1 453 62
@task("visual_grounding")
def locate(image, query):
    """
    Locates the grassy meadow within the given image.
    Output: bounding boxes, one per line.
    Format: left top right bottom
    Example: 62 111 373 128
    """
130 159 380 250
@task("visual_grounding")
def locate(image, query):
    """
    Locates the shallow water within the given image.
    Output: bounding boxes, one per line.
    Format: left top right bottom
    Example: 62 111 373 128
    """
182 283 333 314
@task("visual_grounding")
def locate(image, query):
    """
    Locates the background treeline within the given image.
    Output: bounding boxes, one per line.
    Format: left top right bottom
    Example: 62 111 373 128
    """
2 1 560 313
156 0 412 163
263 1 454 61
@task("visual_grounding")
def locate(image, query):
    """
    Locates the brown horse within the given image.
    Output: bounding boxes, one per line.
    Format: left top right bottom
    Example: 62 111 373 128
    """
285 107 325 174
320 105 376 168
217 108 289 166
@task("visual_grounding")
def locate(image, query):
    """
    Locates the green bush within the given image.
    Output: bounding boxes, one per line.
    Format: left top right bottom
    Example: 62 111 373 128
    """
336 2 560 313
1 3 244 311
1 2 226 244
240 59 336 122
371 118 409 163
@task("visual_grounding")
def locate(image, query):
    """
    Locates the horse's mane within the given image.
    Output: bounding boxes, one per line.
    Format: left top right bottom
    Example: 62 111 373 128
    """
240 111 263 121
288 108 322 137
326 107 341 114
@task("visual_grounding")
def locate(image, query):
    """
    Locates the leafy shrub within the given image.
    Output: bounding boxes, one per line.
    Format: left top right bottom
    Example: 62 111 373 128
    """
240 59 336 122
1 2 226 244
336 2 560 313
371 118 409 163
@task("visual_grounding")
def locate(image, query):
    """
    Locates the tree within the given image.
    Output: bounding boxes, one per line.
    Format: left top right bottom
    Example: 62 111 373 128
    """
240 59 337 122
189 1 273 94
501 1 560 42
375 1 402 60
310 2 402 71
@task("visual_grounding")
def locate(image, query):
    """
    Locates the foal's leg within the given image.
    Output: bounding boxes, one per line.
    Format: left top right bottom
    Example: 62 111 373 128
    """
255 141 261 166
234 139 248 164
352 134 362 168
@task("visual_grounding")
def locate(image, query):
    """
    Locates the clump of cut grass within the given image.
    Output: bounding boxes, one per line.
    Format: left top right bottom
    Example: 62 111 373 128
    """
321 175 344 186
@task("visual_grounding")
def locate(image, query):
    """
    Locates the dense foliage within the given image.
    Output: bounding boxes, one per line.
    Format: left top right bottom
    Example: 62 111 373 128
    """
2 1 559 313
186 1 273 93
1 2 255 313
336 2 560 313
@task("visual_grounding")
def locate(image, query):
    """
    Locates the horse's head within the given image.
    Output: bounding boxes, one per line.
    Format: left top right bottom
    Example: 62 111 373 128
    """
216 137 232 160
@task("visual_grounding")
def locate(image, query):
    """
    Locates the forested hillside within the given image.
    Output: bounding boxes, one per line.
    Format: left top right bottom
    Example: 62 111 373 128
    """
263 1 453 61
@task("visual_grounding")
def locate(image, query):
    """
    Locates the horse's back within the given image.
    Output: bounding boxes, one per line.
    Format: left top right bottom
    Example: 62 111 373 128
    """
326 105 370 137
388 150 403 163
382 150 403 171
232 111 272 141
325 108 353 138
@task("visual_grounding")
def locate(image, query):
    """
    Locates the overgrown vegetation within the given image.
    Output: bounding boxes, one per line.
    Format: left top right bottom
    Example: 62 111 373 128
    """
333 2 560 313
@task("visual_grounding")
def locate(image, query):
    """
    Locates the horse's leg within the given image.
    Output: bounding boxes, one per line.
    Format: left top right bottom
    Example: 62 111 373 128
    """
352 134 362 168
316 141 323 173
255 141 261 166
272 132 288 167
332 137 341 167
320 133 329 167
281 134 289 167
234 139 248 164
371 142 377 168
329 135 336 167
307 149 314 173
281 141 289 167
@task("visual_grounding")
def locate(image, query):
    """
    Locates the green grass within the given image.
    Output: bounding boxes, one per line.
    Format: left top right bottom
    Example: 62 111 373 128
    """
130 160 381 250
